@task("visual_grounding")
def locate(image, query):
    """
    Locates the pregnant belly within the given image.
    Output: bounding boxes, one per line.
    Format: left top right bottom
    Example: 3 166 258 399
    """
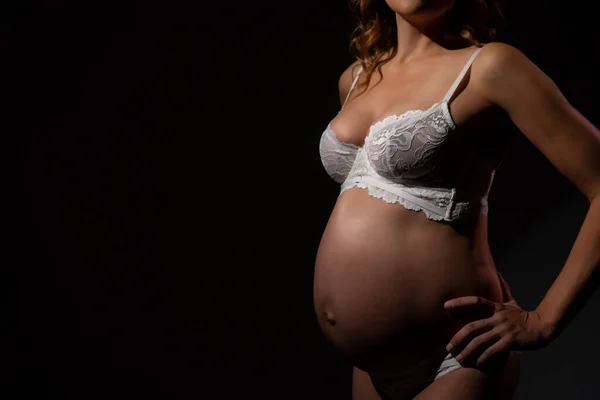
313 188 502 374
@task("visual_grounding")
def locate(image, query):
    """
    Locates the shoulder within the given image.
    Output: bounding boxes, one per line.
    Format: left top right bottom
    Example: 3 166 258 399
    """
338 60 363 105
470 42 545 104
473 42 527 69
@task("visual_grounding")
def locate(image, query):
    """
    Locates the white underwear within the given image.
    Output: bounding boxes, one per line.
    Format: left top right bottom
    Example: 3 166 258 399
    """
434 352 463 380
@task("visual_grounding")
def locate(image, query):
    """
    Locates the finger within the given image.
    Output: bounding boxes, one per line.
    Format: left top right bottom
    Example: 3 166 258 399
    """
445 296 497 315
453 327 502 365
446 317 496 353
476 335 513 366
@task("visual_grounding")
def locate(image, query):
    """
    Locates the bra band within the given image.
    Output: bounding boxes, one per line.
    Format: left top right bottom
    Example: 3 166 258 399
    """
357 175 459 221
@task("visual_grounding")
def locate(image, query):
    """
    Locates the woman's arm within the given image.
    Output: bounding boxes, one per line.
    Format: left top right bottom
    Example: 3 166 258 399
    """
471 42 600 341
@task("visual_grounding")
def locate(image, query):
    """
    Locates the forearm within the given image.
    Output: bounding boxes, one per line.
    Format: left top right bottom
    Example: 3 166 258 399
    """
536 195 600 341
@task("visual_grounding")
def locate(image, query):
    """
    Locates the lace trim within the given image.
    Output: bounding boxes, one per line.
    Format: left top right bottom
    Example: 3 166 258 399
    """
368 109 426 134
341 180 449 221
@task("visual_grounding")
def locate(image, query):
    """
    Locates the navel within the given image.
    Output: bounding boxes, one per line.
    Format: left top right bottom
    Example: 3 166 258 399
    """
325 310 337 326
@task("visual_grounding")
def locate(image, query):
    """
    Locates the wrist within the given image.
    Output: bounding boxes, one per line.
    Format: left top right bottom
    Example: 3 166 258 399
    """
534 304 559 343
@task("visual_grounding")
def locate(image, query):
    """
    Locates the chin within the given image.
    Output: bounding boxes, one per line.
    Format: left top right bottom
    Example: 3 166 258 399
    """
385 0 455 18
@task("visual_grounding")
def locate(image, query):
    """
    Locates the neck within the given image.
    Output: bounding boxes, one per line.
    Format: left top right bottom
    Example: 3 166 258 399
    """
390 12 456 64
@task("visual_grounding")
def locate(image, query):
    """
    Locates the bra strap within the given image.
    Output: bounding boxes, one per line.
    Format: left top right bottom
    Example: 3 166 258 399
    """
342 65 364 109
442 46 484 102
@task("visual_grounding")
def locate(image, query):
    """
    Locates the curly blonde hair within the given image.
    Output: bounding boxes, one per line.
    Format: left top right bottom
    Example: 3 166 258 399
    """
349 0 505 94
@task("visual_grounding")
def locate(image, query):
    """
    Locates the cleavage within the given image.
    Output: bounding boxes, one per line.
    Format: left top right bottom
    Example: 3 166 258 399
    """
330 101 443 147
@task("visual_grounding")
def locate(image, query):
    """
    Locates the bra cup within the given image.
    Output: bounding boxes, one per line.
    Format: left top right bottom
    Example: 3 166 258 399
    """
364 105 455 182
319 126 359 184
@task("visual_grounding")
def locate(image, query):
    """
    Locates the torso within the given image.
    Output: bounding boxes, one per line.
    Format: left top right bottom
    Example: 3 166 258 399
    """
313 46 513 378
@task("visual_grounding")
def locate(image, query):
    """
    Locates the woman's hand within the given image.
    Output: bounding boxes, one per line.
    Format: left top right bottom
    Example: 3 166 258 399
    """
443 271 552 366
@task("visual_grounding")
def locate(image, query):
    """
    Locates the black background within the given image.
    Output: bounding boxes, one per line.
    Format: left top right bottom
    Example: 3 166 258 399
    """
4 1 600 398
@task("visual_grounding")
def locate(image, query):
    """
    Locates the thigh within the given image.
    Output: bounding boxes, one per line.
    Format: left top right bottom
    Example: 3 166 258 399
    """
353 366 384 400
414 351 522 400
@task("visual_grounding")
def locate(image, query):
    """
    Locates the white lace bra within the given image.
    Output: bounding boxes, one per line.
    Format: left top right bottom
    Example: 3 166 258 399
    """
319 46 498 222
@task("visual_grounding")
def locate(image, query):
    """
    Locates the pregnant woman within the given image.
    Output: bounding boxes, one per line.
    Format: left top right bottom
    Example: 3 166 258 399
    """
313 0 600 399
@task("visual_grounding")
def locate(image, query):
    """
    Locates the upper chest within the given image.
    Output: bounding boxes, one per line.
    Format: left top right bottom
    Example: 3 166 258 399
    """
328 54 493 149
